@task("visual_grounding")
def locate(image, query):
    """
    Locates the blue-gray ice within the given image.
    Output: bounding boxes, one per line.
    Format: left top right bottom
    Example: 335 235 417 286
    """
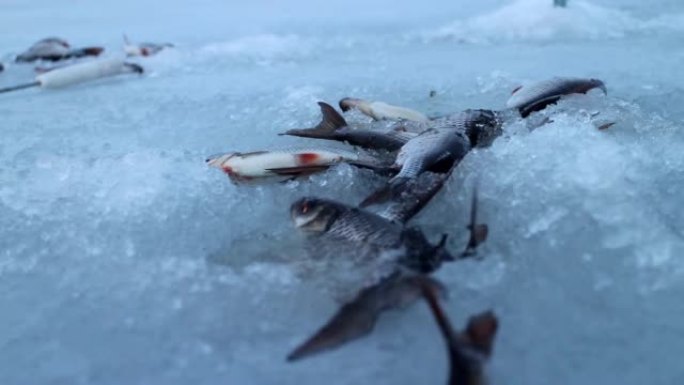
1 0 683 384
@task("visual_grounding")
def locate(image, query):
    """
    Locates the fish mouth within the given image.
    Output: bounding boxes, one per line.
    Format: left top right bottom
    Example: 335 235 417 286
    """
206 153 236 167
339 97 362 112
293 215 313 229
595 80 608 95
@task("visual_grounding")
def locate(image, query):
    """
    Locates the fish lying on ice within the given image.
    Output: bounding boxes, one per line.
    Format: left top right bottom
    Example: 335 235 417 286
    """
354 108 501 209
123 34 174 57
206 148 384 182
0 57 143 94
339 97 429 122
15 37 104 63
286 188 487 361
281 102 420 151
507 77 607 118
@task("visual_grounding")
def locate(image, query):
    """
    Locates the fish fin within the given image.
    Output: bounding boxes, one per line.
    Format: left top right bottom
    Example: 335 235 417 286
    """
461 187 488 259
280 102 347 138
464 310 499 357
287 274 440 362
266 165 330 176
421 279 459 347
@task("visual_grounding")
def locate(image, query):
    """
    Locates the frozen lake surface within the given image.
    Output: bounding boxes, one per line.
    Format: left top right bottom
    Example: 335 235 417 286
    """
1 0 684 384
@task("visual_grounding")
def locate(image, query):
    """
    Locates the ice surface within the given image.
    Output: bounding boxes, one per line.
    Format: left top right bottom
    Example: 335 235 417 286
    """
1 0 684 384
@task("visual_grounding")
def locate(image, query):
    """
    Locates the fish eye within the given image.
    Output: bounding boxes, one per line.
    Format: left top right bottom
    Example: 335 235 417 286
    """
301 203 309 214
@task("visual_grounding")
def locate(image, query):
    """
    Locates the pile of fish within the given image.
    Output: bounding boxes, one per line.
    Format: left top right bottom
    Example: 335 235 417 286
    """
1 32 616 384
0 36 172 93
207 78 608 383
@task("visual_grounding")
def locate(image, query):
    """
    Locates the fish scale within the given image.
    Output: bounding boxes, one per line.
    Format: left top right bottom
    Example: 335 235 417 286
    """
394 128 470 179
325 208 404 249
506 77 607 111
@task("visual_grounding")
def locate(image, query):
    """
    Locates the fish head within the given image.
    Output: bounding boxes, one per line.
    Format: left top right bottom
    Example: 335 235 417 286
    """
338 97 365 112
290 197 340 233
587 78 608 95
206 152 240 175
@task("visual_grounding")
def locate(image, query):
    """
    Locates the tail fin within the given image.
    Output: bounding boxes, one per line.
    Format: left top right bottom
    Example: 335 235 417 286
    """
279 102 347 139
464 311 498 357
461 186 488 258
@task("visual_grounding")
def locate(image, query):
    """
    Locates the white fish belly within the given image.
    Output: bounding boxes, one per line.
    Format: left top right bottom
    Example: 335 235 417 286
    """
230 151 347 177
370 102 429 122
37 58 128 88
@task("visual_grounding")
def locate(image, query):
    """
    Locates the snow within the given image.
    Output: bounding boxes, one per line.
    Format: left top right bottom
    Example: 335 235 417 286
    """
1 0 684 384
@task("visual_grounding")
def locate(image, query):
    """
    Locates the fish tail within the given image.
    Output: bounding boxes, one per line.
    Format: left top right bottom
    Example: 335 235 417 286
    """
279 102 347 139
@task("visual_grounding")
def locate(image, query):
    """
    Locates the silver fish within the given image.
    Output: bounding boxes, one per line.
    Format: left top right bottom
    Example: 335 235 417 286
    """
290 197 452 272
507 77 607 118
393 128 470 180
339 97 429 122
15 37 103 63
286 192 488 362
206 148 382 183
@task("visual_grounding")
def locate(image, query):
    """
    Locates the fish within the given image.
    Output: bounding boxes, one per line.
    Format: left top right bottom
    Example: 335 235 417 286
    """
359 109 503 208
15 37 104 63
290 197 453 272
206 148 383 182
280 102 419 151
420 282 498 385
507 77 607 118
360 127 470 207
286 191 487 361
123 34 174 57
339 97 429 122
392 128 470 180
